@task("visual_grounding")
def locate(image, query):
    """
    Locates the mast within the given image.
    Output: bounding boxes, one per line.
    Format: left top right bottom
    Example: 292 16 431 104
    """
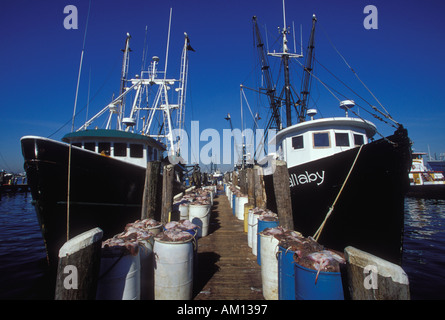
118 33 131 130
298 14 317 122
252 16 281 130
268 0 302 128
282 0 292 127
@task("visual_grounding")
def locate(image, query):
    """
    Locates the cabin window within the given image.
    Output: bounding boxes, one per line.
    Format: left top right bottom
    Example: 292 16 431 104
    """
313 132 330 148
72 142 82 148
147 146 153 160
354 134 364 146
84 142 95 152
292 136 304 149
335 133 350 147
130 144 143 158
114 143 127 157
98 142 111 156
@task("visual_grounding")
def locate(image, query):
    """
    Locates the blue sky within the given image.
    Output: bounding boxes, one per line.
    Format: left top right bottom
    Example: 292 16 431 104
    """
1 0 444 172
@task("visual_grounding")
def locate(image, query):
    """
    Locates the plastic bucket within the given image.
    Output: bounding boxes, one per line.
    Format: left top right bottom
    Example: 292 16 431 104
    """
294 263 344 300
278 245 296 300
96 247 141 300
236 196 248 220
260 233 279 300
257 219 279 265
153 238 194 300
189 204 210 238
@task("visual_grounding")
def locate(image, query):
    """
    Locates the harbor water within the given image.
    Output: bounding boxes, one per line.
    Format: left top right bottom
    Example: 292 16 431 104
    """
0 192 444 300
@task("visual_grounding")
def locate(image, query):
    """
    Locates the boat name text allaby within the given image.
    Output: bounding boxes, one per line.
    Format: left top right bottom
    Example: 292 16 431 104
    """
289 171 325 188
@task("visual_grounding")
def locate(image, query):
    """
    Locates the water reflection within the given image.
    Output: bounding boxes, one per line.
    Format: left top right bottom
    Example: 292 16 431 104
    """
403 197 445 299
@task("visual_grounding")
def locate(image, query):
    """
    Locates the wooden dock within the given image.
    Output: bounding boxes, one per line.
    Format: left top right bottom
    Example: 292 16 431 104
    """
193 191 264 300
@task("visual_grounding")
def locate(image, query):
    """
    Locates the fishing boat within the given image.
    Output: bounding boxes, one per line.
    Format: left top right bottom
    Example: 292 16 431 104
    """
407 152 445 199
246 5 412 264
21 28 194 265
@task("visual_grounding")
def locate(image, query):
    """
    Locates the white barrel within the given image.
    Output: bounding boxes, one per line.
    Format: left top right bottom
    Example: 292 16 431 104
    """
139 238 154 300
189 203 210 238
251 213 259 256
260 232 279 300
236 196 248 220
96 248 141 300
153 238 194 300
179 202 190 220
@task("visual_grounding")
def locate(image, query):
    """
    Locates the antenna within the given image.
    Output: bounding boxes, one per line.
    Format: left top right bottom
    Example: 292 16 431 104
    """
281 0 288 53
292 21 296 53
164 7 173 79
282 0 287 31
141 25 148 72
300 24 303 56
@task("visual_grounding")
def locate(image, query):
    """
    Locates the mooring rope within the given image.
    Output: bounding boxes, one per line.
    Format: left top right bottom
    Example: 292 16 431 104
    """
313 144 364 241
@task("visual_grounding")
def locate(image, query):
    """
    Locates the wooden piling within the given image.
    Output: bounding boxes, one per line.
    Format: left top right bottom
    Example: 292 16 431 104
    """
141 160 161 220
55 227 103 300
344 246 410 300
161 164 175 224
246 167 255 206
239 169 247 195
232 171 238 188
272 160 293 230
254 165 266 209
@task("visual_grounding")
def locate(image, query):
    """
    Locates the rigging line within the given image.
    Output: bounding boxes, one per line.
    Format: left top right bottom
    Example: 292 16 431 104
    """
293 58 341 103
296 57 396 135
0 151 12 172
48 58 120 138
313 144 364 241
241 88 262 158
318 23 394 119
306 61 397 129
314 57 399 127
67 0 91 242
292 56 394 140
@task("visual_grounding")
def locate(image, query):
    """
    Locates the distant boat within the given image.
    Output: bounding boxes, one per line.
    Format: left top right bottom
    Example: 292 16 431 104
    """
0 170 28 193
21 30 194 265
407 152 445 199
249 4 412 264
427 153 445 174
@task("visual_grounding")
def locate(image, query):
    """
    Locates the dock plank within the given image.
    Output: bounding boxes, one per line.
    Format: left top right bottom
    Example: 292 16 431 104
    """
193 191 264 300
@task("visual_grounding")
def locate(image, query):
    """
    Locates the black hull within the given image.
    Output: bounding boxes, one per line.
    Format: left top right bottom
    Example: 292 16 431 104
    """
21 137 178 266
264 127 412 264
407 184 445 199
